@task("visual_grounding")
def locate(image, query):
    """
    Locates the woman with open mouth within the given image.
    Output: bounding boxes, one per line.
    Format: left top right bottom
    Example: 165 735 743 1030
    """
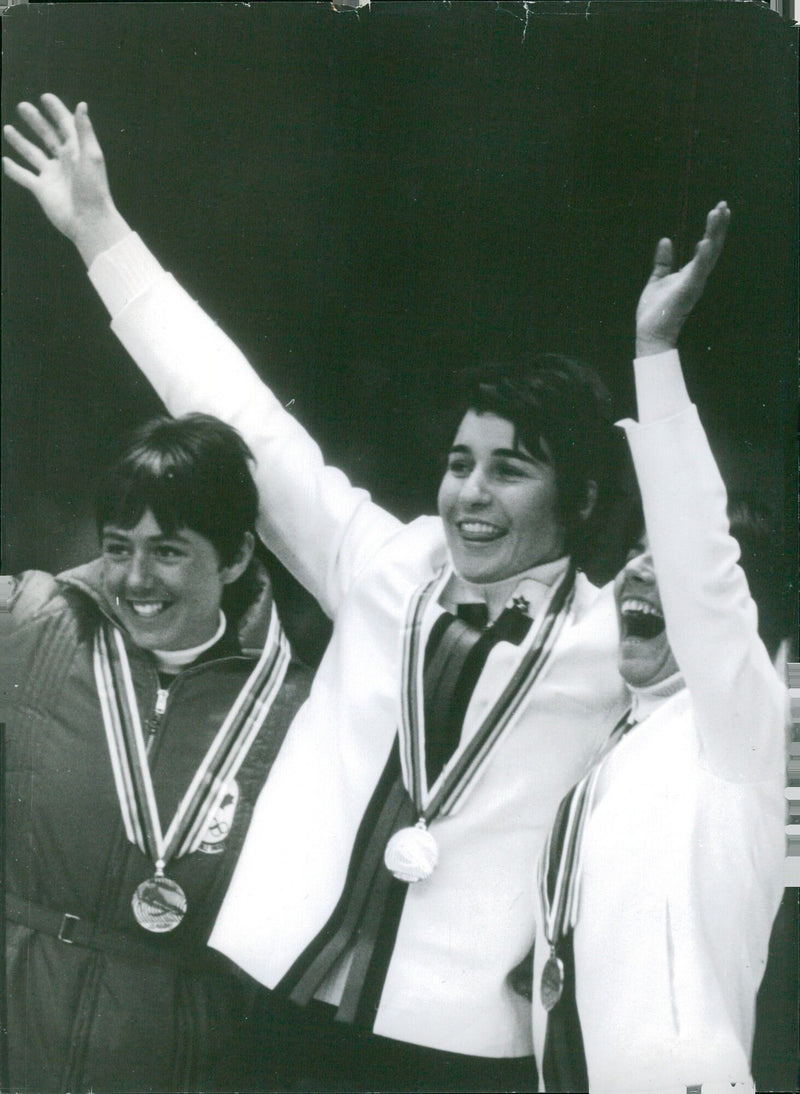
529 203 787 1093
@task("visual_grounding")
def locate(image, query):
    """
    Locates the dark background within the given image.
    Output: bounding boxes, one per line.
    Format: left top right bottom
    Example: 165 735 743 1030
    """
2 2 797 1089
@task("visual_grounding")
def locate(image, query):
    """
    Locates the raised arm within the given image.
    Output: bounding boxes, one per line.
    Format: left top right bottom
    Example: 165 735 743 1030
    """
3 96 403 616
625 203 785 780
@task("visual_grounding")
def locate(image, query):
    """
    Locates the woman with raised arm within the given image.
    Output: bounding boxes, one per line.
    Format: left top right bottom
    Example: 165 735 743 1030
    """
525 208 787 1093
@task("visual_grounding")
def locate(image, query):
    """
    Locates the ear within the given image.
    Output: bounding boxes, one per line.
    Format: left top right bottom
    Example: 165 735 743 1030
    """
578 480 598 523
219 531 256 586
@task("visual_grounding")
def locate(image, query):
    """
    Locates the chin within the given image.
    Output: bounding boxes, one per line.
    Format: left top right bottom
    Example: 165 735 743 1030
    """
119 614 172 650
126 629 170 651
619 652 677 690
620 663 654 689
454 559 507 584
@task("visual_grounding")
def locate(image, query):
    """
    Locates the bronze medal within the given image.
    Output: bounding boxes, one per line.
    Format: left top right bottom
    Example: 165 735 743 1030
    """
132 874 187 933
95 613 290 933
540 953 564 1011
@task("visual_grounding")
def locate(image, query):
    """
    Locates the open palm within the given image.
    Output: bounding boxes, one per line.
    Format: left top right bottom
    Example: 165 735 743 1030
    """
636 202 730 357
4 95 110 238
3 94 129 264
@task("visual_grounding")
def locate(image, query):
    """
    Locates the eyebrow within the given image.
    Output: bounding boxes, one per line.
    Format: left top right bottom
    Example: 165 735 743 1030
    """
101 528 190 544
448 444 540 465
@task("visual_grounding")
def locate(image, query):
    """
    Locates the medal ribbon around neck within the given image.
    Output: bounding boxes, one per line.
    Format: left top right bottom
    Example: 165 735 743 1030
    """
399 560 577 824
536 708 633 1008
93 604 290 870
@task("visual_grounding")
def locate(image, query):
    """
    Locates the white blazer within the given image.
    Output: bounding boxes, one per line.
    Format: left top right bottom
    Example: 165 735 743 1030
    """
531 372 787 1090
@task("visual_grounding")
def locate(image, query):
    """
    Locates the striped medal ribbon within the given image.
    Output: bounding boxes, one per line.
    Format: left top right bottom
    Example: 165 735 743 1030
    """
93 606 290 932
537 708 633 1010
384 561 577 884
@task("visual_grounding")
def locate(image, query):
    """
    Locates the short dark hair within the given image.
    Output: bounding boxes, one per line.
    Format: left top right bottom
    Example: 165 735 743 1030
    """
453 353 622 568
95 413 259 566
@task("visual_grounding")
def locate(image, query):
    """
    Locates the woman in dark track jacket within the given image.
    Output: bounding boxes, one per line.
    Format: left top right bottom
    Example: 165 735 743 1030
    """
1 414 312 1094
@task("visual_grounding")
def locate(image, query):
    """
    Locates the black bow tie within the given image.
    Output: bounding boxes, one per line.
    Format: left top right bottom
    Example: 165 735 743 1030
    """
456 601 489 630
456 599 532 644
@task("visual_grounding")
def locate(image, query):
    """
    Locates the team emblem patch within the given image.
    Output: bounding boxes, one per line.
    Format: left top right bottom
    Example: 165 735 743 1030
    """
197 780 240 853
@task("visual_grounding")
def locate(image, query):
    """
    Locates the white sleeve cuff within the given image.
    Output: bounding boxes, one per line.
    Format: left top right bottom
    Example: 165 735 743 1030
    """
632 349 690 423
88 233 166 318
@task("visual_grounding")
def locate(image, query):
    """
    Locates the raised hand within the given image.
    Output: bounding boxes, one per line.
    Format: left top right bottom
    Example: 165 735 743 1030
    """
3 94 130 266
636 201 730 358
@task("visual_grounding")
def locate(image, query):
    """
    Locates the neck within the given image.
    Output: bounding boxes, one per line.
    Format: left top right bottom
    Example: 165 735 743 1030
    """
152 611 227 674
457 556 569 621
628 670 685 722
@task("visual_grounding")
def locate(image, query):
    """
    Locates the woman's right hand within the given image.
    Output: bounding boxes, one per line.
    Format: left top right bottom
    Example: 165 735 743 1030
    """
3 94 131 266
635 201 729 358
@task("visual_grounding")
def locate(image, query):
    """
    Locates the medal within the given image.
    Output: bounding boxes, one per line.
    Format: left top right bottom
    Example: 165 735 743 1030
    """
540 952 564 1011
384 819 439 883
537 710 635 1016
392 563 577 884
132 868 188 933
93 608 290 933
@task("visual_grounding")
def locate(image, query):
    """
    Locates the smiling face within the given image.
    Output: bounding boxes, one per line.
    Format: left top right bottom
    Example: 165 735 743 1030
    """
437 410 565 584
101 510 251 651
614 539 679 688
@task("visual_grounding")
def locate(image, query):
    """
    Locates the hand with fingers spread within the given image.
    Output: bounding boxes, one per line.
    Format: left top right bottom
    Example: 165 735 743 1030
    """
635 201 730 358
3 93 130 266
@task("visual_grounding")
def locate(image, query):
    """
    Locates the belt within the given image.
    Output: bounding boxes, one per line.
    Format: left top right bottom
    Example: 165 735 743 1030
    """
5 893 216 971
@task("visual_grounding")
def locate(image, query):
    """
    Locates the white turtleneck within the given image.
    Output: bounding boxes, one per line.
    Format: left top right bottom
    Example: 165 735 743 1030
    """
626 669 685 724
151 611 227 675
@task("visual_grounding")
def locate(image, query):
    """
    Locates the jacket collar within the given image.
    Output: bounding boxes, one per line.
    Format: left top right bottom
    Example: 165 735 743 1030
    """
442 556 571 624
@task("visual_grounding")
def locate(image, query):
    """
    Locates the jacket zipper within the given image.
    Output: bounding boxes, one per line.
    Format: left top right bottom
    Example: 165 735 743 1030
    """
145 686 170 749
